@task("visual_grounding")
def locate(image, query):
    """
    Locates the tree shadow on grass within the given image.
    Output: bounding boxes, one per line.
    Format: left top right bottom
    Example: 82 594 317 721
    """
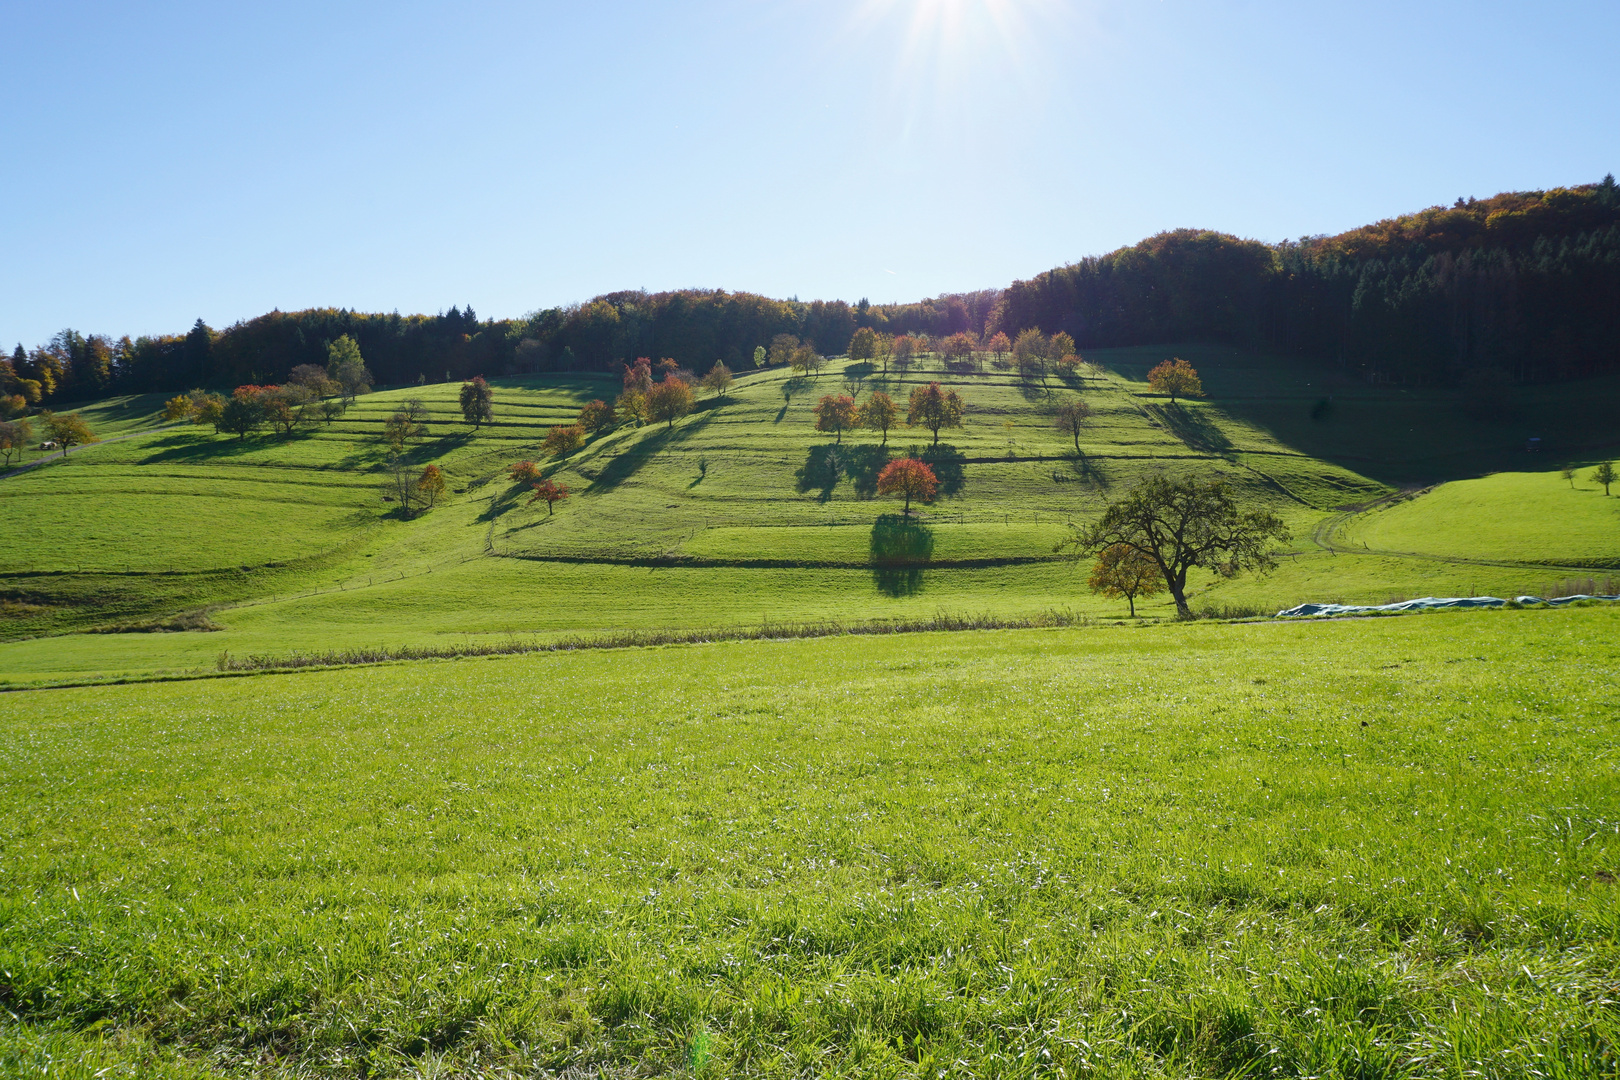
782 376 813 402
920 443 966 496
870 513 934 597
585 410 715 494
138 433 276 464
796 443 890 502
1146 402 1232 453
1053 452 1110 490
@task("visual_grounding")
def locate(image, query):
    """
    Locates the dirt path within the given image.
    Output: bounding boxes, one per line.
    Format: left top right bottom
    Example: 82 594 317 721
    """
0 423 183 480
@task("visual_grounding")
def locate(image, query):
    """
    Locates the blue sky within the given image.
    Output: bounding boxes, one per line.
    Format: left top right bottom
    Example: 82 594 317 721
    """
3 0 1616 347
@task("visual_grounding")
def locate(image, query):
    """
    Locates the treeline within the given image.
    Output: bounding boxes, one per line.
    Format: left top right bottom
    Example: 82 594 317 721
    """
994 177 1620 384
5 179 1617 406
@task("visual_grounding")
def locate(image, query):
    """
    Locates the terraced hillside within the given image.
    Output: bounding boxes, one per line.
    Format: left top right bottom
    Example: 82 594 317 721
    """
2 346 1617 686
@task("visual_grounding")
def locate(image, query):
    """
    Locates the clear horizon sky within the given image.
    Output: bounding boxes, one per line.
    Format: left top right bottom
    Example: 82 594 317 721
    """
3 0 1617 348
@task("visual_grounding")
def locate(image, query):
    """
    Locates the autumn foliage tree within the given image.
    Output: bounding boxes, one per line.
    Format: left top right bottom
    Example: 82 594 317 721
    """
859 391 898 445
1148 357 1203 404
876 458 938 514
987 331 1012 365
646 377 694 429
416 464 446 509
813 394 859 443
906 382 965 446
529 478 570 515
542 424 586 456
848 326 878 362
0 417 33 466
891 335 915 375
459 376 495 426
508 460 541 485
577 399 615 431
1054 397 1092 453
1087 543 1165 617
1059 475 1288 619
702 361 734 399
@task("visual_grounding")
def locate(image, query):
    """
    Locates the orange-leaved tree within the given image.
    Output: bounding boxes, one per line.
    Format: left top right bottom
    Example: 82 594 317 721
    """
529 479 570 515
987 331 1011 366
1088 543 1164 617
416 464 446 509
542 424 586 456
508 460 541 485
876 458 938 514
906 382 964 446
577 399 615 432
813 394 858 443
646 377 694 430
1147 357 1203 404
859 391 898 446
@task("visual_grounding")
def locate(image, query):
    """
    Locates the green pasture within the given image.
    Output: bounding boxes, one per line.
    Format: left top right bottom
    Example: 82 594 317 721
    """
2 610 1618 1078
3 349 1619 683
1335 469 1620 570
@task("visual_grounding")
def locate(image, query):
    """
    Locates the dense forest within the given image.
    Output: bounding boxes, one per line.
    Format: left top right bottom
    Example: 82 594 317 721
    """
4 179 1616 406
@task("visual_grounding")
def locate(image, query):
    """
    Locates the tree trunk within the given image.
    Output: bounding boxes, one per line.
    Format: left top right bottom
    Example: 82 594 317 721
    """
1167 574 1191 619
1127 594 1136 617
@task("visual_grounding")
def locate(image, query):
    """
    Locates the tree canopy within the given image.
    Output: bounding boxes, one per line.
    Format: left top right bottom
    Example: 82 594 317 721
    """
1059 475 1289 619
906 383 964 446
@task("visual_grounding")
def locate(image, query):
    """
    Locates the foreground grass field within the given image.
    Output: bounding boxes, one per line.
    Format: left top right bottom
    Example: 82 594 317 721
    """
2 609 1618 1078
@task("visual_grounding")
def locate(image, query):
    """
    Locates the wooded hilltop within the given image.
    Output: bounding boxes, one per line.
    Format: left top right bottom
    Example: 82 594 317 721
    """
5 177 1617 407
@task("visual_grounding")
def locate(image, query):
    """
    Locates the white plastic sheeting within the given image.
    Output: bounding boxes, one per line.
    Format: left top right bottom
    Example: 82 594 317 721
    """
1276 594 1620 618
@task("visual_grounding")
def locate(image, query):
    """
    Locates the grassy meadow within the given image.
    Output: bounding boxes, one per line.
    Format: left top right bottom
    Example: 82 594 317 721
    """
4 346 1618 685
2 609 1618 1078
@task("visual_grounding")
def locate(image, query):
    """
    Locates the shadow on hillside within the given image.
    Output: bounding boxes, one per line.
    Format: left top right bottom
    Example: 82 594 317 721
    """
870 514 934 597
586 411 716 494
139 431 310 464
1147 402 1232 453
796 444 889 502
1053 452 1109 489
920 444 966 496
782 376 813 402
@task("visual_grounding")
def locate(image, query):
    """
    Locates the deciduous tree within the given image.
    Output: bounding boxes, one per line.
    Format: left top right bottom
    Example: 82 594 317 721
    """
1054 397 1092 453
542 424 586 456
416 464 446 508
987 332 1011 365
813 394 859 443
529 478 570 515
42 411 97 455
752 345 767 369
218 390 266 440
646 377 694 429
508 460 541 485
702 361 734 399
0 417 33 466
767 335 799 369
1594 461 1617 495
848 326 878 362
578 399 615 431
1058 475 1289 619
384 410 426 453
459 376 494 427
1148 357 1203 404
1087 543 1165 617
859 391 898 445
876 458 938 514
325 335 372 405
906 382 964 446
892 335 915 376
287 364 338 397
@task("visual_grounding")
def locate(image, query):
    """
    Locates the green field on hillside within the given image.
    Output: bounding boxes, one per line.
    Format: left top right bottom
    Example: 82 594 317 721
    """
3 347 1618 686
2 610 1617 1078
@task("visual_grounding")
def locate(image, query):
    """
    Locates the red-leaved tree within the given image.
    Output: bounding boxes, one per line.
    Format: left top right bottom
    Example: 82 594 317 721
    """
875 458 938 514
529 479 570 515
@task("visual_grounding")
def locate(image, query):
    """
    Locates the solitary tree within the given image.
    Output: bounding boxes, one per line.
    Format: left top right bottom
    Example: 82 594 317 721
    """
320 399 345 424
577 399 615 431
813 394 859 443
542 423 586 456
859 391 898 446
460 376 495 427
987 331 1012 366
702 361 734 399
508 460 542 485
752 345 767 369
1087 543 1165 617
1012 328 1047 368
646 377 695 430
325 336 372 405
1595 461 1617 496
1148 357 1203 404
907 382 965 446
1058 474 1289 620
876 458 938 514
1560 465 1576 488
529 478 570 515
1054 397 1092 453
0 417 33 466
942 332 977 370
416 464 446 509
218 393 265 440
892 335 915 376
848 326 878 363
384 409 426 453
1047 331 1076 366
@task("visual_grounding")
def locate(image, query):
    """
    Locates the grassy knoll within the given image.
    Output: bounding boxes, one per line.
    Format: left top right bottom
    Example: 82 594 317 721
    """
2 610 1617 1078
3 350 1618 685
